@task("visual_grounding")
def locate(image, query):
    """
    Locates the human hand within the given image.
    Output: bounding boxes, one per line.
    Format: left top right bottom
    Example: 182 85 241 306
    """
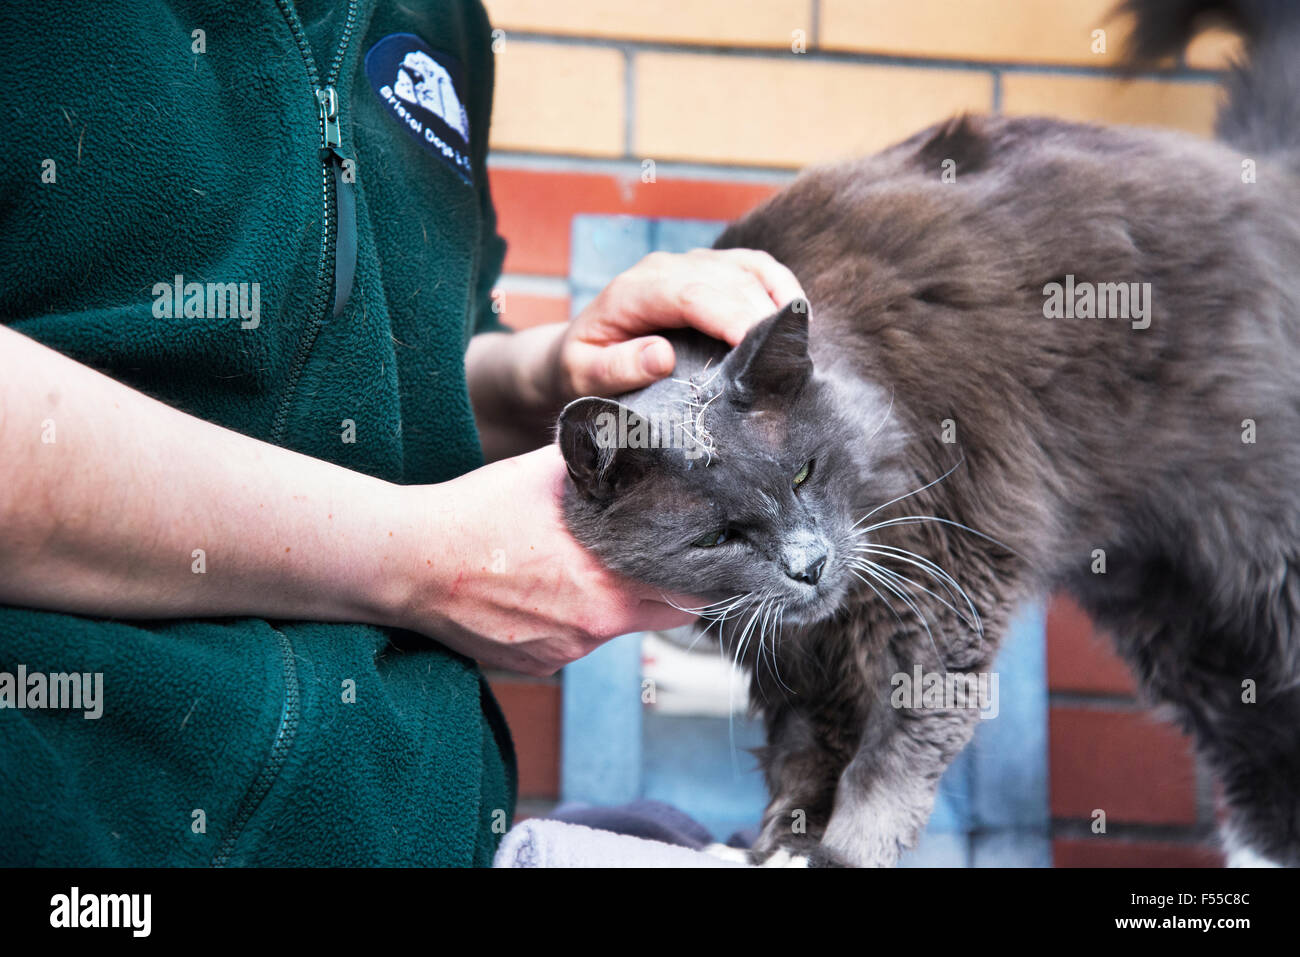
393 445 698 675
546 247 806 401
468 247 805 461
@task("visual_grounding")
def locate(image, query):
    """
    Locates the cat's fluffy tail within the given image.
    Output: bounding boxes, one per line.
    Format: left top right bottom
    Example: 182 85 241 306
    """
1120 0 1300 158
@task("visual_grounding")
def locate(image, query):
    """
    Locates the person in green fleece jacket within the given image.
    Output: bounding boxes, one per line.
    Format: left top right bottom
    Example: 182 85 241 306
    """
0 1 804 865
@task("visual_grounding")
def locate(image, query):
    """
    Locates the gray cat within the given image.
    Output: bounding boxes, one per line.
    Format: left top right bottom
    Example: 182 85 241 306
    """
558 0 1300 866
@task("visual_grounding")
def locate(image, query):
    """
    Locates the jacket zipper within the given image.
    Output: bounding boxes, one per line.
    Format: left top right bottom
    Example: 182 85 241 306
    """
214 0 358 865
270 0 359 445
212 625 301 867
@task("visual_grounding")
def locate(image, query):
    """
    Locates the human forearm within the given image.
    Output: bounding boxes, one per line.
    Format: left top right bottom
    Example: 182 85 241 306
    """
0 325 413 626
465 323 566 461
0 326 694 672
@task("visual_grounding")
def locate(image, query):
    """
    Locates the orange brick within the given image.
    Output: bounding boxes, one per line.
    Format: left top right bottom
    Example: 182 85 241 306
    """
488 678 561 799
1050 707 1198 826
489 166 782 275
635 53 993 167
1054 838 1223 868
494 290 571 330
1001 73 1221 137
820 0 1126 65
484 0 809 48
1047 592 1136 695
489 41 625 156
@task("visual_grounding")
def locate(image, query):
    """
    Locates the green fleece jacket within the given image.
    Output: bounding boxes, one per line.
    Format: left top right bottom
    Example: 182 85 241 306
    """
0 0 516 865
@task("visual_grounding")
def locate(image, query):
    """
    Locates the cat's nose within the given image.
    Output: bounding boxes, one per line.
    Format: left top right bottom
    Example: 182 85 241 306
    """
783 547 828 586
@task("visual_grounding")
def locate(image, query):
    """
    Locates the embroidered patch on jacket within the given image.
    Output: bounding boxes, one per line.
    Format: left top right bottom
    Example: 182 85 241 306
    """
365 33 474 185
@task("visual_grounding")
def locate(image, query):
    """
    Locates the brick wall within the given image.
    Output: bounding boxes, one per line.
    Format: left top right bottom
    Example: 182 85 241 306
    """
480 0 1238 860
1047 596 1223 866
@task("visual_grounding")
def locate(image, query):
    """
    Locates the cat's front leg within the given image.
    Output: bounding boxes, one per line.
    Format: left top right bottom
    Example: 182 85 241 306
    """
820 706 982 867
750 802 850 867
746 702 858 867
745 655 993 865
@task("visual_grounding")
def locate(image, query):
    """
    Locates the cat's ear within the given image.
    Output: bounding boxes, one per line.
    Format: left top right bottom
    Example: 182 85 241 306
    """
912 114 989 177
557 397 658 502
723 297 813 408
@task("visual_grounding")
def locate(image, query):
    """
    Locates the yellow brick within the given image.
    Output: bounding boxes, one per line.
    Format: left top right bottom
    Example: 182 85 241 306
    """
489 42 625 156
635 53 993 168
1001 74 1221 137
1186 26 1244 70
483 0 809 48
821 0 1133 65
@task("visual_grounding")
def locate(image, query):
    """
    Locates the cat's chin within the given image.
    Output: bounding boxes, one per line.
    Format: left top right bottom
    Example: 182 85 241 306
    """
779 591 843 627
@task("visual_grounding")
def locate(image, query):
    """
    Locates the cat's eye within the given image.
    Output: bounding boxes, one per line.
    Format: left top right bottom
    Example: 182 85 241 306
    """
692 529 731 548
793 459 814 489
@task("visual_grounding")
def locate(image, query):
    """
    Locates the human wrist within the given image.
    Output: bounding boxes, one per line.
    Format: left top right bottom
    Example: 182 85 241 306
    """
467 324 570 460
510 321 570 421
322 476 430 633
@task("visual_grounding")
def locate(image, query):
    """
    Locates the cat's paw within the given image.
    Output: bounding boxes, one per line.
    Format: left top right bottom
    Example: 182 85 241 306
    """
749 840 851 868
702 842 752 865
756 847 811 868
705 842 812 867
801 845 853 868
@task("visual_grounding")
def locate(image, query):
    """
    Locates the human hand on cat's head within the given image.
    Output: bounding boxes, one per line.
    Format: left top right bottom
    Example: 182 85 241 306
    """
392 445 703 676
545 247 805 402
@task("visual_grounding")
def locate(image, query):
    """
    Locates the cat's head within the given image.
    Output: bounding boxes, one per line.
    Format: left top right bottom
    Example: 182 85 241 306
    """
558 300 897 627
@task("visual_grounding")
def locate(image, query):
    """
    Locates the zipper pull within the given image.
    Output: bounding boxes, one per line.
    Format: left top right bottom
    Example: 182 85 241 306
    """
316 86 341 148
314 84 355 320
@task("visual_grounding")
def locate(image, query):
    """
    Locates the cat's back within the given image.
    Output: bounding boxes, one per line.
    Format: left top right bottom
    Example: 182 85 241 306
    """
715 114 1300 423
715 114 1300 557
718 115 1299 325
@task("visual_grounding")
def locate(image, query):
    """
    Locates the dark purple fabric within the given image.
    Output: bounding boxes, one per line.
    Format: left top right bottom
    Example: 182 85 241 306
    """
546 799 720 849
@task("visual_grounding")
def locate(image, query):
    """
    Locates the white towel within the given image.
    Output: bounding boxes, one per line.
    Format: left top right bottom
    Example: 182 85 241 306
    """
493 819 749 868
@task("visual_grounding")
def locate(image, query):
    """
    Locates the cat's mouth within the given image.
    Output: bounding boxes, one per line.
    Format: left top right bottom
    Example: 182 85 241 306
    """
778 578 844 626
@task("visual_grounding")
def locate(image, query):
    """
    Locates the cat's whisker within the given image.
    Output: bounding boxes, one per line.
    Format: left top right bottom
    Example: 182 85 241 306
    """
866 385 895 444
848 562 949 670
766 600 797 697
729 597 762 689
848 546 972 623
846 566 912 640
847 530 977 590
655 589 749 660
687 592 755 653
759 597 783 695
848 560 942 661
728 597 769 759
850 561 985 667
851 514 1019 558
853 543 984 643
849 556 981 636
750 592 798 703
726 595 763 768
739 597 767 698
663 592 745 616
851 543 984 639
852 458 965 530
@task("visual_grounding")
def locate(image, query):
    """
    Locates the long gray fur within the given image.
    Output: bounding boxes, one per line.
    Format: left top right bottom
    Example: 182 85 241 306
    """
558 0 1300 866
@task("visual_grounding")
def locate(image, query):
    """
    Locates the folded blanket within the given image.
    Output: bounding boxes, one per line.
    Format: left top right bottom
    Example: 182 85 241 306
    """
545 799 716 849
494 819 748 868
